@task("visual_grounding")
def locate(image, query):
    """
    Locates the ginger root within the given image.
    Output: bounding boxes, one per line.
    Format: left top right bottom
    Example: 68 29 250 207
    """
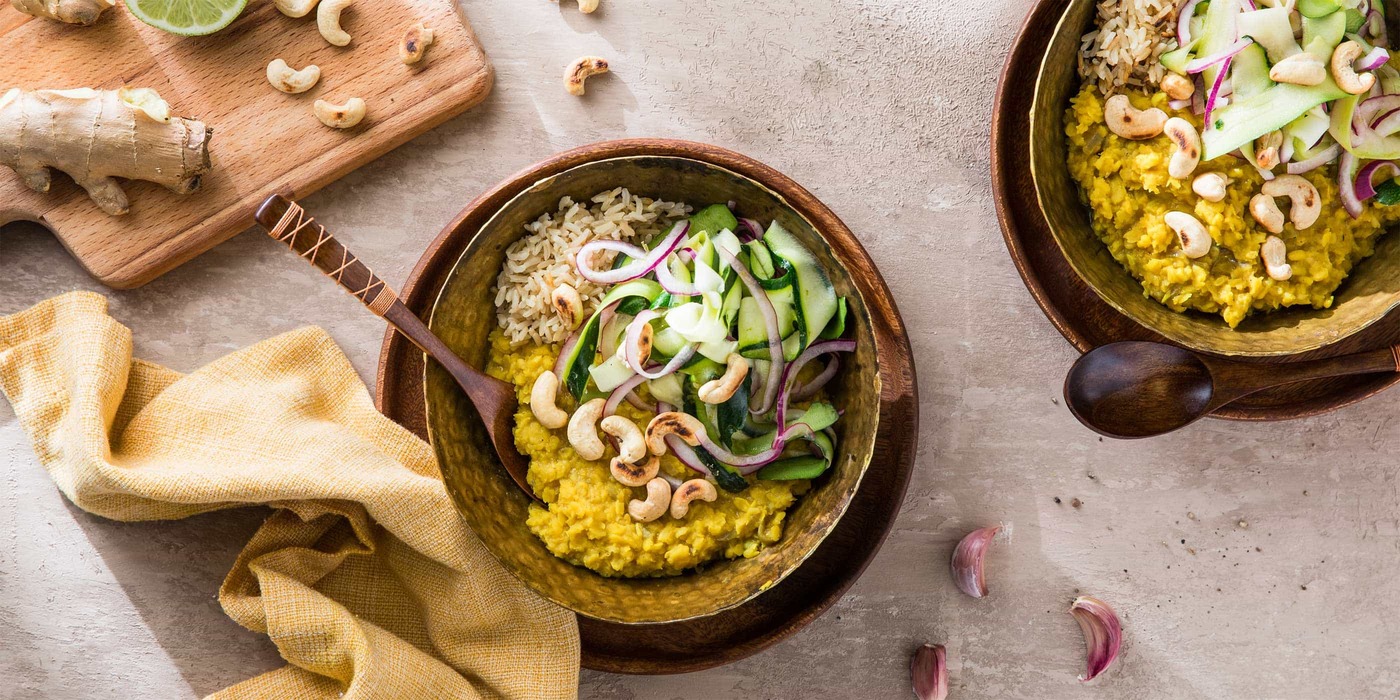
11 0 114 25
0 87 213 216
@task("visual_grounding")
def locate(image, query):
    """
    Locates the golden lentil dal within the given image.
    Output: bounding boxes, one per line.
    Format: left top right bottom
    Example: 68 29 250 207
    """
486 330 809 578
1065 85 1400 327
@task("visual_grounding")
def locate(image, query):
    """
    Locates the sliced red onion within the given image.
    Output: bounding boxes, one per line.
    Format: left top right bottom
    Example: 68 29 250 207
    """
1203 55 1234 125
603 372 651 416
552 299 620 379
1373 108 1400 136
1190 83 1205 116
774 340 857 433
624 310 696 379
718 247 785 415
738 218 765 242
1356 160 1398 201
1186 38 1251 75
653 402 709 475
1340 151 1363 218
715 416 827 472
667 435 712 476
1365 9 1388 45
1286 143 1341 174
1279 137 1294 166
1167 98 1191 111
1177 0 1207 45
792 356 840 401
1356 47 1391 72
553 326 584 379
654 255 720 296
574 221 689 284
597 309 626 359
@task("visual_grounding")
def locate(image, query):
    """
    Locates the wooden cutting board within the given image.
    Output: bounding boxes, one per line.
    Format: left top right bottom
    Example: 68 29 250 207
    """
0 0 492 288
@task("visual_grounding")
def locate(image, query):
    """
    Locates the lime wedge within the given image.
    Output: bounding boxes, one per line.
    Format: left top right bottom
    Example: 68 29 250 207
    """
125 0 247 36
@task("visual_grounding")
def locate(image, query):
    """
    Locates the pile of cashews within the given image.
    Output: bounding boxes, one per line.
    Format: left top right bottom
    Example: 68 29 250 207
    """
530 369 721 523
263 0 440 129
1103 85 1322 284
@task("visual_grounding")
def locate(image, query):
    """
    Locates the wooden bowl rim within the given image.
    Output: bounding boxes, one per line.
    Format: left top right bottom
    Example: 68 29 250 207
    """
992 0 1400 419
420 152 883 624
375 138 919 671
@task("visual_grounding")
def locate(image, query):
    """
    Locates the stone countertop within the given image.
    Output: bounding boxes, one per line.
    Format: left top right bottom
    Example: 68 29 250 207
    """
4 0 1399 697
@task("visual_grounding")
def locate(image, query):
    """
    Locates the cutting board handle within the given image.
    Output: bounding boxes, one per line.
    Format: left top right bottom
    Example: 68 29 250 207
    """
254 193 400 316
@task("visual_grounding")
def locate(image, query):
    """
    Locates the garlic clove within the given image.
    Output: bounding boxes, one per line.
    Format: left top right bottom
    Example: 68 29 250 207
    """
911 643 948 700
950 525 1001 598
1070 596 1123 682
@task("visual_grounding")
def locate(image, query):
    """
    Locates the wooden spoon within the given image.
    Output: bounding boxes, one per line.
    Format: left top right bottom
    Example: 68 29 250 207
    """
253 194 538 502
1064 341 1400 439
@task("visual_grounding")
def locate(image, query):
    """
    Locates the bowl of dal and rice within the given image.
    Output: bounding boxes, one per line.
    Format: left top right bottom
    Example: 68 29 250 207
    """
1031 0 1400 356
422 145 884 624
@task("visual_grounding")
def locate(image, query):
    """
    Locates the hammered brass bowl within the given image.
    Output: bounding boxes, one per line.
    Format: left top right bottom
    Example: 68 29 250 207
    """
1030 0 1400 357
423 145 881 624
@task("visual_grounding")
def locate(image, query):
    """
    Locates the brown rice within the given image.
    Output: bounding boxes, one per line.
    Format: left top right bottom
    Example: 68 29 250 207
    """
493 188 691 346
1078 0 1179 94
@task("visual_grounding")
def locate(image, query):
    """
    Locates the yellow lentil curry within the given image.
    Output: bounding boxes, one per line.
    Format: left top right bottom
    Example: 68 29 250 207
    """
486 331 809 578
1065 86 1400 327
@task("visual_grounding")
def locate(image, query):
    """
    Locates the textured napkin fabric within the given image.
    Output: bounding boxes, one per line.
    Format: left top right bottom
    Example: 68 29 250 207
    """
0 292 579 699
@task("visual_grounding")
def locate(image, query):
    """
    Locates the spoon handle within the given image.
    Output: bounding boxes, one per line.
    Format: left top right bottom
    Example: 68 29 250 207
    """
252 193 499 397
254 193 399 316
1208 345 1400 407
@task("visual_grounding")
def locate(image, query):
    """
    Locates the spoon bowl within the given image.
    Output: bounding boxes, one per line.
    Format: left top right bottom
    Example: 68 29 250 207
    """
1065 341 1400 439
1065 342 1215 438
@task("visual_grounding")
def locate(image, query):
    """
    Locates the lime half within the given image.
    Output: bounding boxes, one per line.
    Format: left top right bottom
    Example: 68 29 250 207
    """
125 0 247 36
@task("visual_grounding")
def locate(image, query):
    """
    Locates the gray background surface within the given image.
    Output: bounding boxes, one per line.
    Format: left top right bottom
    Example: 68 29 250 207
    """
4 0 1399 698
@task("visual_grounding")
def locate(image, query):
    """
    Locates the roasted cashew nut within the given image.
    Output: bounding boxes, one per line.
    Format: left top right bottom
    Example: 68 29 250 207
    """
400 22 434 65
610 454 659 487
626 317 653 366
1261 174 1321 230
317 0 353 46
1254 131 1284 171
551 283 583 330
574 0 600 12
565 56 609 96
1249 193 1286 234
645 411 706 455
314 98 366 128
600 415 647 464
1260 235 1293 281
266 59 321 94
567 398 607 461
1160 73 1195 100
627 478 671 523
1164 211 1212 259
1331 41 1376 95
698 353 750 404
1269 52 1327 86
529 370 569 429
1192 172 1230 202
1163 117 1201 179
670 478 718 519
1103 94 1167 140
274 0 318 18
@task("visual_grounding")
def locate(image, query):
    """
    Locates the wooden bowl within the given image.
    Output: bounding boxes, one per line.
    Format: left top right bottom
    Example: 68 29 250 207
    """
997 0 1400 418
420 146 884 624
377 139 917 672
1030 0 1400 357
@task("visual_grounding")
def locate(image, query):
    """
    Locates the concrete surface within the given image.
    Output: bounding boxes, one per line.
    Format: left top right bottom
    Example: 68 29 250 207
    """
3 0 1400 698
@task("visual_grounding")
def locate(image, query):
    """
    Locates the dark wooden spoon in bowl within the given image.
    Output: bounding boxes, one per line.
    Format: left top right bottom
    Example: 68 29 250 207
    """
1064 341 1400 438
253 194 538 502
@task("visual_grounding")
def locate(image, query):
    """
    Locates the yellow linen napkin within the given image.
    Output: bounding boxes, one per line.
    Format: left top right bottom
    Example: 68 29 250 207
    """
0 291 579 699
